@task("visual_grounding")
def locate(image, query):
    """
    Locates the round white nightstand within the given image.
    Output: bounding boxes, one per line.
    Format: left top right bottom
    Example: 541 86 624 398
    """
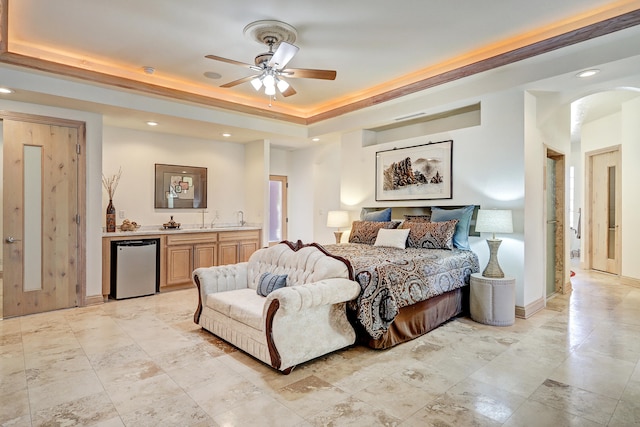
469 273 515 326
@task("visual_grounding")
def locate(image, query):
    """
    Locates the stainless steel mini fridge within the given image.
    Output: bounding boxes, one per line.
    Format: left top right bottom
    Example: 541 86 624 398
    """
111 239 159 299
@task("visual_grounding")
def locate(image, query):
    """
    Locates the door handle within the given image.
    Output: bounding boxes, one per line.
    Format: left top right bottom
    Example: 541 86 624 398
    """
546 220 558 224
5 236 21 243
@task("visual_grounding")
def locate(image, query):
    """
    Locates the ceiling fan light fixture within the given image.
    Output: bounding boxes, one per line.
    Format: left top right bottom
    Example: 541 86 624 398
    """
263 74 275 88
276 78 290 93
206 20 335 105
250 77 263 91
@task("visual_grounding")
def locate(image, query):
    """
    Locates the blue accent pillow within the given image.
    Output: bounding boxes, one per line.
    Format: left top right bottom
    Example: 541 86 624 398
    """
257 272 287 297
430 206 474 250
362 207 392 222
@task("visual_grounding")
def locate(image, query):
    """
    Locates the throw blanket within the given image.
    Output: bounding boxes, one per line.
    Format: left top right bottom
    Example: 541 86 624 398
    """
325 243 479 339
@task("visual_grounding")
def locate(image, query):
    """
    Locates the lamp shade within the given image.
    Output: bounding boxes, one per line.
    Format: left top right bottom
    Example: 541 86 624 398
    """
475 209 513 236
327 210 350 228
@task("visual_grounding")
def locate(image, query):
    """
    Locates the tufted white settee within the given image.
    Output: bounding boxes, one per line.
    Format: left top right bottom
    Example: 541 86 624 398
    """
192 240 361 373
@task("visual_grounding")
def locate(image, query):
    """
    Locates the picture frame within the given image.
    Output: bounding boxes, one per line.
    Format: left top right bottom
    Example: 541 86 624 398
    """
154 164 207 208
375 140 453 201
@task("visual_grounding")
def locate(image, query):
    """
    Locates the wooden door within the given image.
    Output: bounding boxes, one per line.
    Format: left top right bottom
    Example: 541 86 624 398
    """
218 242 238 266
166 245 193 286
194 243 216 269
3 119 79 317
239 240 259 263
589 148 621 274
545 150 565 296
546 157 558 296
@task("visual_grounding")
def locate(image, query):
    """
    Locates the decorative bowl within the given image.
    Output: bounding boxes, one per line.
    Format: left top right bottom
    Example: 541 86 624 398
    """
119 220 140 231
163 215 181 229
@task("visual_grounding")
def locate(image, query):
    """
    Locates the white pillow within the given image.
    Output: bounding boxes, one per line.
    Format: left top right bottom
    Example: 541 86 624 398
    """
374 228 410 249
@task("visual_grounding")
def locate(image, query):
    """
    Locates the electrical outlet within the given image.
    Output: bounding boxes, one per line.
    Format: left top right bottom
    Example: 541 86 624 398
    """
118 210 125 219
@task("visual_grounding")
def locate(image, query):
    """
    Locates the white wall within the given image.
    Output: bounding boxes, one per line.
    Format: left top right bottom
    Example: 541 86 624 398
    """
295 89 531 305
287 141 343 245
245 140 269 245
269 147 289 176
102 126 246 229
287 146 316 243
620 97 640 279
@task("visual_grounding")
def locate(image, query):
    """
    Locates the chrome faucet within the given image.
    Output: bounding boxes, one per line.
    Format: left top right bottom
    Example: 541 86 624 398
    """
238 210 245 226
210 210 219 228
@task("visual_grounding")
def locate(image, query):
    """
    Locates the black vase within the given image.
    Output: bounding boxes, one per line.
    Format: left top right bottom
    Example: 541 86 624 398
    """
106 199 116 232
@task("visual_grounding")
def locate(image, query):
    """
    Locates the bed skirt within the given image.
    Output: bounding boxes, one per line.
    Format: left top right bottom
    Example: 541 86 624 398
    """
350 286 469 349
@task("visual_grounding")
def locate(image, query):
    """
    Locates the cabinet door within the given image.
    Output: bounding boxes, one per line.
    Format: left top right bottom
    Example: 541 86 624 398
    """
218 242 239 266
194 243 217 269
166 245 193 286
239 240 259 263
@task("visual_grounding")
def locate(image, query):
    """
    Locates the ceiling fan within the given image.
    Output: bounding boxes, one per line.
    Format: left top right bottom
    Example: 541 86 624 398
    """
205 20 336 98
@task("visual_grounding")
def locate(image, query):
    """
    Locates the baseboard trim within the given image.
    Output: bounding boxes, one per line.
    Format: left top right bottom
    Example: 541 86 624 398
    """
564 280 573 294
620 275 640 288
84 295 105 306
515 297 545 319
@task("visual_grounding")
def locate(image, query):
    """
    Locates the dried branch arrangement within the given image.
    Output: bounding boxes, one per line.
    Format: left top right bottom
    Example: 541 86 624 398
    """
102 167 122 199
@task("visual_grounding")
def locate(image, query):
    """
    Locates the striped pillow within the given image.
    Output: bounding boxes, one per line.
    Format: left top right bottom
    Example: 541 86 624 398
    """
256 272 288 296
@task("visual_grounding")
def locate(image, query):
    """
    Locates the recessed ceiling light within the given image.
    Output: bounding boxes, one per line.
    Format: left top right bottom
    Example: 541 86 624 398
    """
311 137 320 142
0 87 14 94
146 121 158 126
204 71 222 80
222 133 231 137
576 69 600 78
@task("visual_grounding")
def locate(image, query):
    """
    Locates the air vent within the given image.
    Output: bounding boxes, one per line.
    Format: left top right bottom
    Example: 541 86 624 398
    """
364 103 481 146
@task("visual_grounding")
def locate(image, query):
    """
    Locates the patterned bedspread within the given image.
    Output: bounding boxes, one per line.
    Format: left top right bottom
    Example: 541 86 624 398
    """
325 243 480 339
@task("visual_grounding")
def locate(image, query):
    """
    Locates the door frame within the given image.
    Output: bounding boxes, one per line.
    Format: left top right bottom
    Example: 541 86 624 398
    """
1 111 87 311
544 146 567 296
584 145 621 275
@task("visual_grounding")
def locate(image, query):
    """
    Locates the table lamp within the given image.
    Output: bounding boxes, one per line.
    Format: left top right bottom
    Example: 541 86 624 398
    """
475 209 513 278
327 210 350 244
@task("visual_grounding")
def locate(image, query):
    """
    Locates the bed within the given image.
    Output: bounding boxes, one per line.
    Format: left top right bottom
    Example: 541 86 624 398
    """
324 205 480 349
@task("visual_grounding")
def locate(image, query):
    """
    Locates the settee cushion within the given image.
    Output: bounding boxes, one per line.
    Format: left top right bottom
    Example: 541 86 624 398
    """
206 288 265 331
257 272 288 296
247 244 351 289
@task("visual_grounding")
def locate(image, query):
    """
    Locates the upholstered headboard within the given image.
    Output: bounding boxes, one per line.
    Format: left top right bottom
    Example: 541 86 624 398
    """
360 205 481 237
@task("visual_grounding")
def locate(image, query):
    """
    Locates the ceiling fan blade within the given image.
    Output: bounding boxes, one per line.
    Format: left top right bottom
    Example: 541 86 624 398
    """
220 75 256 88
205 54 261 71
281 85 297 97
268 42 299 69
281 68 337 80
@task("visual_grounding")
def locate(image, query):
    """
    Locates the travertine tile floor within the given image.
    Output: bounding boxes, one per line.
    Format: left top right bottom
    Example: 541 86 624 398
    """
1 268 639 426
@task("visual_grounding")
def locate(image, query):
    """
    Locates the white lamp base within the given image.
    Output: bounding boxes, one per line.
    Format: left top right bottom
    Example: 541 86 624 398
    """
333 231 344 244
482 239 505 278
